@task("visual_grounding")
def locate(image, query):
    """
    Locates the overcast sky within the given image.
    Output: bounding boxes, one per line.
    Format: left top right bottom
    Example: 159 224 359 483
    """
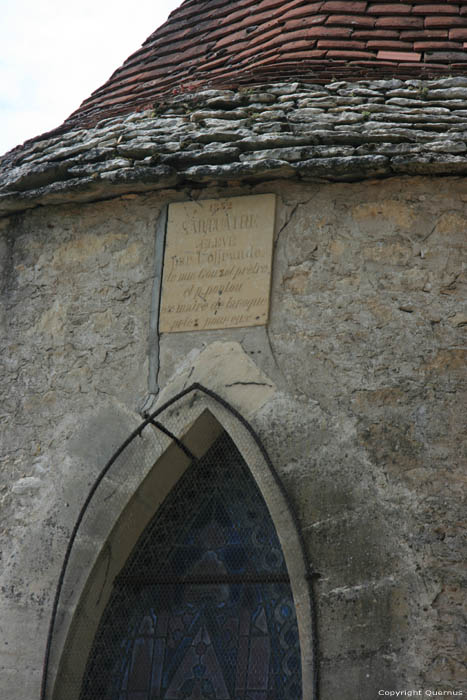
0 0 182 156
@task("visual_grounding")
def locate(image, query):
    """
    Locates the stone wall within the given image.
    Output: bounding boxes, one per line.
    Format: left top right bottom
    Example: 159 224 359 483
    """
0 176 465 699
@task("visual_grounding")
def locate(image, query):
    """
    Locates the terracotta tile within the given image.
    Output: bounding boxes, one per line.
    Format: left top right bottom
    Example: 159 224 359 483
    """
376 16 424 27
413 3 459 15
242 54 281 70
258 0 287 10
279 49 329 59
412 4 461 14
320 1 368 12
353 29 400 38
248 5 287 23
367 3 413 13
282 39 318 51
246 18 282 38
58 0 467 130
219 7 253 27
377 49 422 60
307 26 353 36
415 40 463 48
367 39 414 49
260 28 323 50
449 26 467 37
325 14 376 26
214 29 249 49
281 2 325 21
317 39 367 48
400 29 448 38
425 16 467 27
246 26 283 46
235 42 283 61
326 49 376 58
285 15 327 30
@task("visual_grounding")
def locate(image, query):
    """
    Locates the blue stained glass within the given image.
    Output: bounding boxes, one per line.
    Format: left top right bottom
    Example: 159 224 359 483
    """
80 432 302 699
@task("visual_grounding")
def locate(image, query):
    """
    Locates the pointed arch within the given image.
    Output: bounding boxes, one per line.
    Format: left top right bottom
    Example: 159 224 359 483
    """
45 384 317 700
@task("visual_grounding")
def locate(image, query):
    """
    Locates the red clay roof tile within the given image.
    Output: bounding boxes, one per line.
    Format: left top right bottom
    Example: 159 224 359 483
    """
285 3 325 20
353 29 400 37
400 29 448 37
327 48 376 57
367 39 414 48
321 1 369 13
425 15 467 26
376 16 425 27
413 4 460 13
450 26 467 37
368 4 414 14
60 0 467 131
414 40 463 47
317 39 367 48
377 49 422 59
326 14 376 26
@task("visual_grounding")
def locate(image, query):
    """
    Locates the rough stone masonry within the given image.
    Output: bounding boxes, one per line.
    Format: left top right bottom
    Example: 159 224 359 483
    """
1 156 466 698
5 78 467 215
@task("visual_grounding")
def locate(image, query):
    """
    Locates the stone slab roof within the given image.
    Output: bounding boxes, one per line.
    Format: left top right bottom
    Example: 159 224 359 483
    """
3 77 467 216
4 2 467 214
60 0 467 131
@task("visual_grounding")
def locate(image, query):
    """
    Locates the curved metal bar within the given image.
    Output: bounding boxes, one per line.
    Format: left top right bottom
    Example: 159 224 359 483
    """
146 417 196 461
40 385 196 700
183 383 320 698
41 382 319 700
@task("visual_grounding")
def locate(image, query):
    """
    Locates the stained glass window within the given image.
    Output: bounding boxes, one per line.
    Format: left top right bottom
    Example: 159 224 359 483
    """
80 431 302 700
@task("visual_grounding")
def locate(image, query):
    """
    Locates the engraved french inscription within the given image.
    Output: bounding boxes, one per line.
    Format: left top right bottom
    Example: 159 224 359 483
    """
160 194 276 332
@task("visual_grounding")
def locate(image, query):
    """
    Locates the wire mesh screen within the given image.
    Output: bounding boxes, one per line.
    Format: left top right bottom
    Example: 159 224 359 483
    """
78 430 302 700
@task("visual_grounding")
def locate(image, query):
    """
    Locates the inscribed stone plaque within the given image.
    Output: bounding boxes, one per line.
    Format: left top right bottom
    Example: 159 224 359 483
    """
160 194 276 333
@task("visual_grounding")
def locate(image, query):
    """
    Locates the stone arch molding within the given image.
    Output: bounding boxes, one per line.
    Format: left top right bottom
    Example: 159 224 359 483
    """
46 342 316 700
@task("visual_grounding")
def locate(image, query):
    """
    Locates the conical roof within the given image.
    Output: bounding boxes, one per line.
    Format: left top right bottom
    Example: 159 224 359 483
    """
4 0 467 216
64 0 467 130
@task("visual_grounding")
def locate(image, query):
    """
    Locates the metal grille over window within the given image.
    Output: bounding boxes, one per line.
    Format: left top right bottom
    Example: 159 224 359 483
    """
79 432 302 700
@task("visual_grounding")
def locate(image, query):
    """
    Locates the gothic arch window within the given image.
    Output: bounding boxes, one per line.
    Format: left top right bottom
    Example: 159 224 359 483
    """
79 430 302 700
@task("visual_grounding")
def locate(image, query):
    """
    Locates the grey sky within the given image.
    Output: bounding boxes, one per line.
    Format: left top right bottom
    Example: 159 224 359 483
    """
0 0 181 156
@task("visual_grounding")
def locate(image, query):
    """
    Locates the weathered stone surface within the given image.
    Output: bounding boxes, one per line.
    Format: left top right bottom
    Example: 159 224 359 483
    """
189 109 248 121
3 77 467 216
240 145 355 162
298 97 337 108
236 133 316 150
1 177 466 699
423 140 467 153
0 161 76 192
67 158 132 176
428 87 467 100
391 153 467 174
157 341 276 414
190 128 251 143
298 154 389 179
160 146 241 168
183 160 296 181
116 142 161 158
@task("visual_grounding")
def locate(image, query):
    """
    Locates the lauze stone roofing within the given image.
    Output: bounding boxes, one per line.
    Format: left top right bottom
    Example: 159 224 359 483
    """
4 1 467 213
3 77 467 216
63 0 467 130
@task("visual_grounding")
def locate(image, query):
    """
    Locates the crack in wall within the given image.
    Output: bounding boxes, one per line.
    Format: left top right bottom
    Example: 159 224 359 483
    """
224 381 274 387
143 206 168 414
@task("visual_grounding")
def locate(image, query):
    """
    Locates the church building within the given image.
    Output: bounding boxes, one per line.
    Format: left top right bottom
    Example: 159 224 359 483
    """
0 1 466 699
